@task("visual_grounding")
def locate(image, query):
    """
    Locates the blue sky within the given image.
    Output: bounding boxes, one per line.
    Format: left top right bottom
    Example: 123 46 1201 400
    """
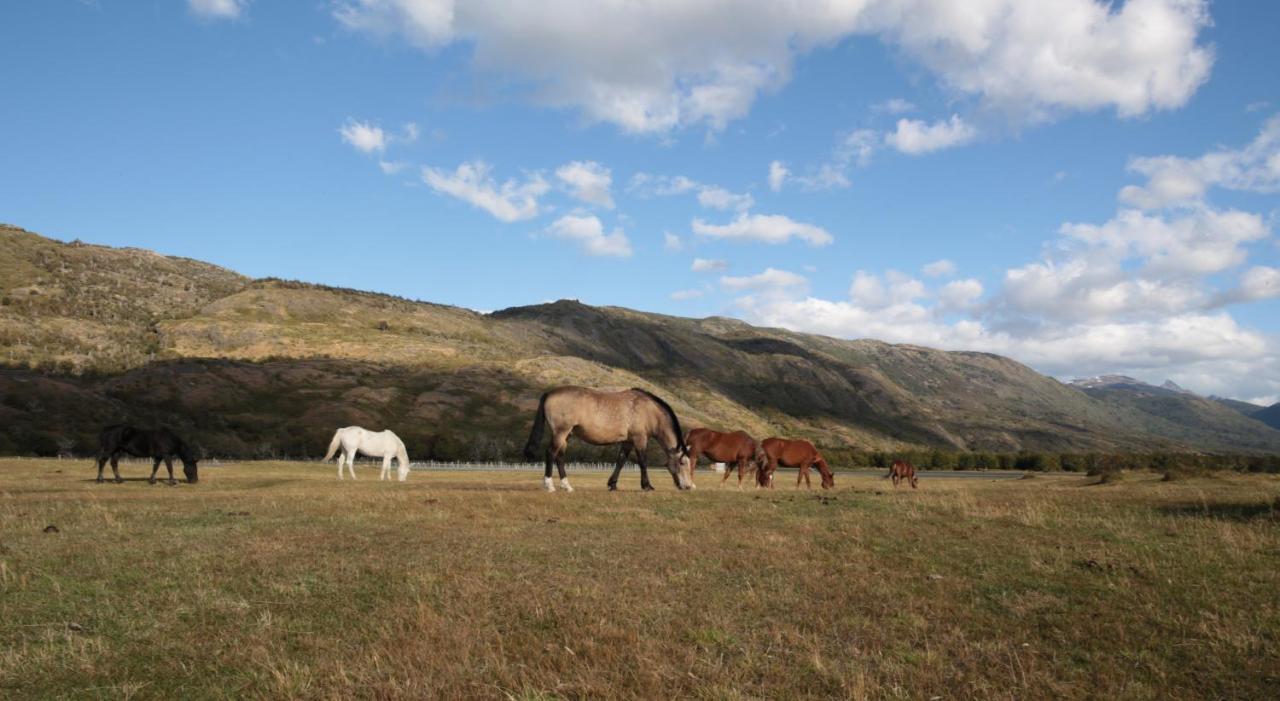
2 1 1278 401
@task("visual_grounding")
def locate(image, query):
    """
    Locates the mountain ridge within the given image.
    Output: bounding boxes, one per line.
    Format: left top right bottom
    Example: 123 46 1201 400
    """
3 225 1280 457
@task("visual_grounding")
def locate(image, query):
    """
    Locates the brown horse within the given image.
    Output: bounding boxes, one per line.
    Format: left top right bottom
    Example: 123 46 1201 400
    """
758 438 835 489
523 386 693 492
684 428 765 488
887 460 919 488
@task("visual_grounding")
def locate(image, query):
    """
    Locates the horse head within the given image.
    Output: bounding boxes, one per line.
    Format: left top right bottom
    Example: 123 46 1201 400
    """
671 446 694 490
180 451 199 483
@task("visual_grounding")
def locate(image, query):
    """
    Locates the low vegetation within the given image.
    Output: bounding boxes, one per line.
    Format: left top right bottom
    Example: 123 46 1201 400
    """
1 460 1277 699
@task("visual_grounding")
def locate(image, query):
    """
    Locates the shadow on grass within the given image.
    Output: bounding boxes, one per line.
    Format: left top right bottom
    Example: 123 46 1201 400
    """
1159 500 1278 522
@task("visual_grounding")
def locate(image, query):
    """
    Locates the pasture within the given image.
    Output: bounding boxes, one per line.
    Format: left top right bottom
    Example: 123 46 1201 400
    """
1 460 1277 699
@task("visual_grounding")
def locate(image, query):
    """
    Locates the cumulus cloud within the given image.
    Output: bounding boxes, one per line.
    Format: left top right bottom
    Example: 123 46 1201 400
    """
545 214 633 257
922 259 956 277
663 232 684 251
555 161 614 208
632 173 752 211
340 119 388 154
874 97 916 114
1119 115 1280 209
691 258 727 273
189 0 246 20
885 115 977 154
378 160 409 174
696 186 754 212
726 116 1280 400
670 288 705 301
785 129 879 191
768 161 789 192
692 213 833 246
421 161 548 222
333 0 1213 134
720 268 809 298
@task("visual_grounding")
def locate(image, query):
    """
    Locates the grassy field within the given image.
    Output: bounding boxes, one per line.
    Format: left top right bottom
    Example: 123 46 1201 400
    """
1 460 1277 699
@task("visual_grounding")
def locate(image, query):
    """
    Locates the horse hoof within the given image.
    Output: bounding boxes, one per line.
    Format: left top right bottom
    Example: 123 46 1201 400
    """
642 485 655 492
148 479 156 485
113 478 123 484
95 478 104 484
167 480 177 486
607 484 618 492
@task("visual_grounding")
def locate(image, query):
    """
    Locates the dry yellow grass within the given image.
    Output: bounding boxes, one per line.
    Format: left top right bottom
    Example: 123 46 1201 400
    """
1 460 1277 699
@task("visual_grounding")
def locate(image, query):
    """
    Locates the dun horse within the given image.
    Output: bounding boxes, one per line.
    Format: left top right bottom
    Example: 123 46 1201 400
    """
323 426 411 481
758 437 835 489
887 459 919 488
523 387 693 492
685 428 765 488
95 425 199 484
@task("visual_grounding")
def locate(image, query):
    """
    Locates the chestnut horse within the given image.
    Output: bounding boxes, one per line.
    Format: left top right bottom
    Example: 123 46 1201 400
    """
685 428 765 488
887 459 919 488
758 438 834 489
523 386 693 492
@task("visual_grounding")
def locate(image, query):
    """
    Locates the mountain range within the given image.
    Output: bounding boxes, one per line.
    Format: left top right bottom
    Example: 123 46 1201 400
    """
3 223 1280 459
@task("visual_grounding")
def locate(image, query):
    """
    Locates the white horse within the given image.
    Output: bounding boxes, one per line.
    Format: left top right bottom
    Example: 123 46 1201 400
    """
322 426 411 481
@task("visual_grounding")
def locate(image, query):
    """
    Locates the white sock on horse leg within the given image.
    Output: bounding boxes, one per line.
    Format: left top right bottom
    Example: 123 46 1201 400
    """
543 476 555 492
560 478 573 493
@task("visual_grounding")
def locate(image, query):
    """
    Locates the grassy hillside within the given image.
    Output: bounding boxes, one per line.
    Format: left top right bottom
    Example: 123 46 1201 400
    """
0 224 247 373
4 226 1280 457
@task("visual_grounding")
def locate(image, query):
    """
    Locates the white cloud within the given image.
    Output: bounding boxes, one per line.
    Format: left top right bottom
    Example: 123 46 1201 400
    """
1119 115 1280 209
720 268 809 297
1060 208 1268 277
670 288 705 301
189 0 245 20
788 129 878 191
340 119 388 154
633 173 752 211
334 0 1213 134
421 160 548 222
692 213 833 246
885 115 977 155
874 97 915 115
922 259 956 277
728 116 1280 400
663 232 684 251
402 122 420 142
696 186 753 212
378 160 409 174
555 161 614 208
767 161 789 192
545 214 633 257
691 258 727 273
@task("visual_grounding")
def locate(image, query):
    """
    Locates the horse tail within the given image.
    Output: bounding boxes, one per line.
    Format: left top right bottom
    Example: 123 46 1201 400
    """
322 430 342 463
633 388 687 455
523 392 550 461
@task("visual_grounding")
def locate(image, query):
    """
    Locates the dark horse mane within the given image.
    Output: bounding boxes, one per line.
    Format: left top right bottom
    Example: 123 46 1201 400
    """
632 388 688 455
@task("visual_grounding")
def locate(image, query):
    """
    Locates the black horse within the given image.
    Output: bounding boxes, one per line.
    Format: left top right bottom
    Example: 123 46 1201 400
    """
95 425 199 484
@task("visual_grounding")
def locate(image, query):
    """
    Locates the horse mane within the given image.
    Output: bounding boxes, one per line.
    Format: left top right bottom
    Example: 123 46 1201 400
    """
632 388 687 454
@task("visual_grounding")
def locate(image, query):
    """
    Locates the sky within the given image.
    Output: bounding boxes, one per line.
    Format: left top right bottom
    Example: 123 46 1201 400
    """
1 1 1279 403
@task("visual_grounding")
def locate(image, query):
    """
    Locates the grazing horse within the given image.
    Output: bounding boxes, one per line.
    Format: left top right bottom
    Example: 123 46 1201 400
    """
886 459 919 488
95 425 199 484
322 426 411 481
685 428 765 488
758 438 835 490
523 386 693 492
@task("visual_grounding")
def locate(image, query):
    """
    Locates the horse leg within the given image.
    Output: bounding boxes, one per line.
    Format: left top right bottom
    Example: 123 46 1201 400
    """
165 457 176 485
720 453 736 487
337 449 345 480
96 455 107 483
381 454 392 481
544 432 568 492
347 451 358 480
110 454 123 483
796 464 805 489
607 445 629 491
555 451 573 492
636 448 655 491
149 458 161 484
804 463 812 489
